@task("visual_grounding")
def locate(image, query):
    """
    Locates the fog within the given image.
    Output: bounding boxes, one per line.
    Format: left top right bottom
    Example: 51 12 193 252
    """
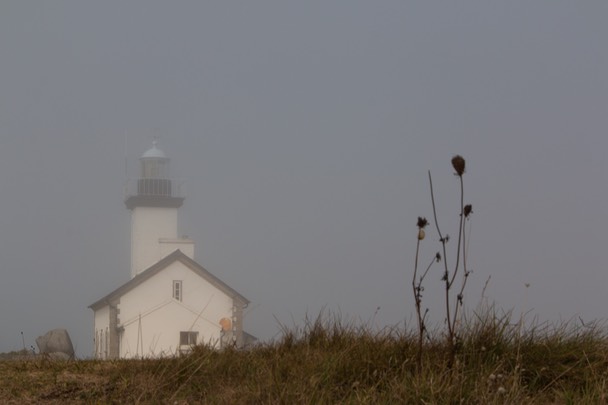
0 1 606 356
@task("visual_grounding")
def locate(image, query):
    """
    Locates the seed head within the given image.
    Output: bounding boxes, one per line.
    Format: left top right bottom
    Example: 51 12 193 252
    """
417 217 428 229
464 204 473 218
451 155 466 176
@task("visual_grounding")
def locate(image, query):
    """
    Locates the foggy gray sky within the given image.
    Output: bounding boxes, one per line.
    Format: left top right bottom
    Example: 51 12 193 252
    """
1 1 607 356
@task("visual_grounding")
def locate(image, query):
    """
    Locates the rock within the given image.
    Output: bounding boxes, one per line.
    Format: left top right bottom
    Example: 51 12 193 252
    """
36 329 74 358
47 352 72 360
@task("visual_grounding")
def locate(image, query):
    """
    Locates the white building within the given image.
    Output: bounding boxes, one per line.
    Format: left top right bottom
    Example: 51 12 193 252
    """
90 142 251 359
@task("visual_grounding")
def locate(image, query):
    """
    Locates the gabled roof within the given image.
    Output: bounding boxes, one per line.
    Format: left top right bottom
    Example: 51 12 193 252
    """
89 250 249 311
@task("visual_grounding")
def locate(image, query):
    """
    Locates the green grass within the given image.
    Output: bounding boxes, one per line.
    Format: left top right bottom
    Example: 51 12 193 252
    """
2 309 608 404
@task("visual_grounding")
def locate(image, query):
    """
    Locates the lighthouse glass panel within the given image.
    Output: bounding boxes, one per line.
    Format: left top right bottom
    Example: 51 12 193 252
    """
141 159 168 179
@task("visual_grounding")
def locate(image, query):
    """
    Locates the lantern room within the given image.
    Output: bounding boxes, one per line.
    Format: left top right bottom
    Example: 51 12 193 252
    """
138 141 172 197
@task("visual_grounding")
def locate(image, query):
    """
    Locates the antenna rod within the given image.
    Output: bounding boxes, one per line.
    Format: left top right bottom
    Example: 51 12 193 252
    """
124 131 128 179
124 132 129 197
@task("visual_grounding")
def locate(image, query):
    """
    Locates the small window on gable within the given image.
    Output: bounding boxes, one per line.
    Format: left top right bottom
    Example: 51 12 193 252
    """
180 331 198 346
173 280 182 301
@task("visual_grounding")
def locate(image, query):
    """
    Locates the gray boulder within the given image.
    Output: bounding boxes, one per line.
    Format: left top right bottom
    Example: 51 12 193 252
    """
48 351 72 361
36 329 74 358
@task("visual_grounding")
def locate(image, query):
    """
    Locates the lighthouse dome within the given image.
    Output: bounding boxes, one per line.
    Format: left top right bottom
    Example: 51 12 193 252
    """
141 141 167 159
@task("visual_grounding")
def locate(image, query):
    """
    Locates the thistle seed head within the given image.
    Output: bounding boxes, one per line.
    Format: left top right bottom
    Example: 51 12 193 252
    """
417 217 428 229
451 155 466 176
464 204 473 218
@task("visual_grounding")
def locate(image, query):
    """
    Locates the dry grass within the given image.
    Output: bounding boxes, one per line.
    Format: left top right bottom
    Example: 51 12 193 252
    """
2 309 608 404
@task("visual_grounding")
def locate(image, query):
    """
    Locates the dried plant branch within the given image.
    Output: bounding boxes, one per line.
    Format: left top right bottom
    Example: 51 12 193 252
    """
417 156 473 369
449 175 464 289
428 170 455 346
412 217 432 369
452 211 472 333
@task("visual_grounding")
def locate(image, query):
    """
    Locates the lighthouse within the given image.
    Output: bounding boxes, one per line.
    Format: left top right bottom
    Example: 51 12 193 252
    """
90 141 252 359
125 141 193 277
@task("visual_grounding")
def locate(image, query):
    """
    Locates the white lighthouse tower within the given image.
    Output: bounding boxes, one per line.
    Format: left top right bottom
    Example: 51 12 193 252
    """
125 141 193 277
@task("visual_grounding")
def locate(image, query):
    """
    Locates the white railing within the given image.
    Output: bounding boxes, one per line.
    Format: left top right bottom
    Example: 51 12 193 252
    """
124 178 183 198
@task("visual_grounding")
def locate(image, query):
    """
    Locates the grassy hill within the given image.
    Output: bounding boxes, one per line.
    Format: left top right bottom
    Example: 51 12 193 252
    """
2 310 607 404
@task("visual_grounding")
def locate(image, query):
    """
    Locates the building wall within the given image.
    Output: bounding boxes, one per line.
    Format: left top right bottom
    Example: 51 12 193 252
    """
93 305 110 359
159 238 194 259
116 260 235 358
131 207 178 277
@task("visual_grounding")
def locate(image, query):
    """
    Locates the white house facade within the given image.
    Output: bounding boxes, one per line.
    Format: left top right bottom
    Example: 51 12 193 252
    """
90 142 250 359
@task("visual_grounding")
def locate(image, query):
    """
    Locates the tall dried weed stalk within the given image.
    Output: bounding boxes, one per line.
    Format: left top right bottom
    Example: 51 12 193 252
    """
412 155 473 369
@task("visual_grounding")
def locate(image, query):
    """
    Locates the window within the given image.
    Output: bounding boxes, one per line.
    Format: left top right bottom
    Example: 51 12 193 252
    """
180 331 198 346
173 280 182 301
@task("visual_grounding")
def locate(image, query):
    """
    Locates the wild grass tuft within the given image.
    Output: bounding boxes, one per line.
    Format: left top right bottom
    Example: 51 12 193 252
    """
2 310 608 403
